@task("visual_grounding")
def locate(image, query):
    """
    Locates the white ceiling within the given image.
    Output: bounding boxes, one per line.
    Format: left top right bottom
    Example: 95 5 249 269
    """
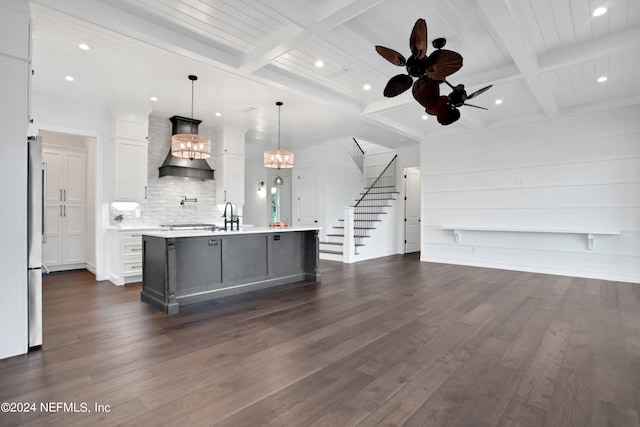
29 0 640 150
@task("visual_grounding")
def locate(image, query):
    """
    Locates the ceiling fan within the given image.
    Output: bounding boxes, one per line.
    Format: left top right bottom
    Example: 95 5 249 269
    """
375 18 492 125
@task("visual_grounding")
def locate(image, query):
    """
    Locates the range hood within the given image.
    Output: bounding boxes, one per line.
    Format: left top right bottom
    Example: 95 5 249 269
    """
158 116 215 180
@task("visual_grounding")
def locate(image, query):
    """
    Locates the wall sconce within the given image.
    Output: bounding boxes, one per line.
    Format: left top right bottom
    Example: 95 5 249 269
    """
258 181 264 191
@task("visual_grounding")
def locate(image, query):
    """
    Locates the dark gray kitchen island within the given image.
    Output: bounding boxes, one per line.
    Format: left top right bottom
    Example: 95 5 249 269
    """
140 227 321 314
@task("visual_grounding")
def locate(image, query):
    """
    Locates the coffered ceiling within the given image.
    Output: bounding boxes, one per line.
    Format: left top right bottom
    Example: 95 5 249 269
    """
29 0 640 149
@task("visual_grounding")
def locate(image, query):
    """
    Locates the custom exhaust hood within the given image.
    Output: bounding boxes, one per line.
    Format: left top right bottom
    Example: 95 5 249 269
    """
158 116 215 180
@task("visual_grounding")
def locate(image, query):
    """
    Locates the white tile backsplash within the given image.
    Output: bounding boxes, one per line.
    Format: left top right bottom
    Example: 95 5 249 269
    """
110 114 226 226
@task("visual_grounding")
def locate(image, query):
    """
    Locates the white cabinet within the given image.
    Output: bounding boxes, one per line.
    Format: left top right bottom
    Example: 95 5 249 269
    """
215 125 246 205
112 113 149 202
216 153 245 204
115 138 148 201
108 228 158 285
42 147 85 269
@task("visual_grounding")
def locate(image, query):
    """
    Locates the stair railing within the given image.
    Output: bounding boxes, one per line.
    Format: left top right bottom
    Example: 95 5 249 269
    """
342 154 397 262
354 154 397 208
343 137 365 173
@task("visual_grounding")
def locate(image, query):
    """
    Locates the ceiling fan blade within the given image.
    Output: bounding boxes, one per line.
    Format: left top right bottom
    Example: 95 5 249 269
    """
412 76 440 108
383 74 413 97
437 104 461 125
426 95 449 116
409 18 428 59
466 84 493 99
463 103 488 110
425 49 463 80
375 46 406 66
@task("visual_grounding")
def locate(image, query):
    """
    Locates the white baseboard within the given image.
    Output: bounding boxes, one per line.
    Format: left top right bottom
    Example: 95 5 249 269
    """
106 273 124 286
420 255 640 284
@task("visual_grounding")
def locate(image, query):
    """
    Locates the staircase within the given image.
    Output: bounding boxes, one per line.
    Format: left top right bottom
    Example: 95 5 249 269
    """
320 155 398 262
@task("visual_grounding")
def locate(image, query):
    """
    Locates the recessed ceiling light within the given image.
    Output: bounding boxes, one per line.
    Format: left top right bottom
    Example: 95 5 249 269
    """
422 114 429 120
65 75 75 82
597 76 608 83
363 84 371 91
315 60 324 68
215 112 222 117
150 96 158 102
495 99 503 105
78 43 90 51
592 7 607 17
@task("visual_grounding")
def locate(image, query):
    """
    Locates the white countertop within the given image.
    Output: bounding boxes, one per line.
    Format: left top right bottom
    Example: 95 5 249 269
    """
107 225 164 231
142 226 321 239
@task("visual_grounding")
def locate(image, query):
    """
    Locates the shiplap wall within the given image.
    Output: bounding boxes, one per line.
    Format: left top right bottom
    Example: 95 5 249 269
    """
420 106 640 283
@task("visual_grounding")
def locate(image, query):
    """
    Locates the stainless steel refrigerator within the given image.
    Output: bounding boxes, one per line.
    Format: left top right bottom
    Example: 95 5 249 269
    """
28 135 45 349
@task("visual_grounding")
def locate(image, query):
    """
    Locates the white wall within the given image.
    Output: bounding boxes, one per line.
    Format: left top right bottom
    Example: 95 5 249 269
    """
292 139 364 240
0 0 29 359
420 106 640 283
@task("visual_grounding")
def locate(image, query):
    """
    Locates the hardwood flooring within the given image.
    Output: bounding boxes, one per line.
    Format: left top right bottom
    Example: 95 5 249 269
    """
1 254 639 426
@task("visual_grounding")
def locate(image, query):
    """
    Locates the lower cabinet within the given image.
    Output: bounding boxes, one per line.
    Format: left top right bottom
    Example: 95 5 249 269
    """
175 237 223 296
108 228 159 285
141 230 321 314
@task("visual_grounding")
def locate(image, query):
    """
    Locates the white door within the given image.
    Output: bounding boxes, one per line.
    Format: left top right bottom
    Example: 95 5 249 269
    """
404 167 421 253
297 166 320 227
43 150 63 265
42 147 85 267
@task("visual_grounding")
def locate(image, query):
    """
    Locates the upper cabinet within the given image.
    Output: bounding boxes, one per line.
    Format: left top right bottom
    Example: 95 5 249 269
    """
112 112 149 202
215 125 246 205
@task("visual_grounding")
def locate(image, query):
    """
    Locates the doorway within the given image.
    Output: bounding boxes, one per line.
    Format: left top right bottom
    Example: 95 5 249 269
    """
266 168 292 226
404 167 421 253
39 130 97 272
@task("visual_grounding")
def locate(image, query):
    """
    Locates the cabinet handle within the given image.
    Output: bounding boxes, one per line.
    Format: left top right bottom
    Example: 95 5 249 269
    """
63 205 66 217
63 189 66 201
131 248 142 251
59 189 63 201
42 163 47 244
144 186 148 199
224 190 227 201
60 205 63 217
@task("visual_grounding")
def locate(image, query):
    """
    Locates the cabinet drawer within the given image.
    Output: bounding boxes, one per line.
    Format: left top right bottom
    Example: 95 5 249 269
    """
120 232 143 241
122 260 142 276
122 242 142 257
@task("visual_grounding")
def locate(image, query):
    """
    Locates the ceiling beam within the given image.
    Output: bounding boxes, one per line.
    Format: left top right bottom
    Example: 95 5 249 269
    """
238 0 383 73
538 27 640 72
31 0 242 69
476 0 559 118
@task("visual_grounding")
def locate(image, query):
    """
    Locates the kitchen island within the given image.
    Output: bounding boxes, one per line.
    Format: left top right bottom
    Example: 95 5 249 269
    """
140 227 321 314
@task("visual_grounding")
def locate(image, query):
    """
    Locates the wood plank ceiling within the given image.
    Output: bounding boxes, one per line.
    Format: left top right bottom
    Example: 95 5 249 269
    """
29 0 640 148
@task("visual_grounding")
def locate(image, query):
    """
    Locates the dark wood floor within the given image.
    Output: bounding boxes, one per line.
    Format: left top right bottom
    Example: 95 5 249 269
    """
1 255 639 426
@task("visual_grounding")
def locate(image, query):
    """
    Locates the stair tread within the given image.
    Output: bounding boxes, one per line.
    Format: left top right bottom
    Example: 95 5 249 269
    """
359 191 400 194
320 249 343 255
334 226 376 230
326 233 371 238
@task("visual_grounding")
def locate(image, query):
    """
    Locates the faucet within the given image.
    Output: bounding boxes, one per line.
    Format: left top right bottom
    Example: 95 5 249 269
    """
222 202 239 230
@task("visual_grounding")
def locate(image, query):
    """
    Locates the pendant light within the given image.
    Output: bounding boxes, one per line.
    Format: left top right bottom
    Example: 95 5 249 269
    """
264 101 294 170
171 75 211 160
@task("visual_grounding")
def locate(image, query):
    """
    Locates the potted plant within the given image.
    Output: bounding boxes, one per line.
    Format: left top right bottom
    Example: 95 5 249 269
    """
114 214 124 226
